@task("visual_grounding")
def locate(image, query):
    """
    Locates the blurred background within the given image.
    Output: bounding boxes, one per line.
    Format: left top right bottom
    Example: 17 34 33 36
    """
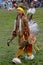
0 0 43 9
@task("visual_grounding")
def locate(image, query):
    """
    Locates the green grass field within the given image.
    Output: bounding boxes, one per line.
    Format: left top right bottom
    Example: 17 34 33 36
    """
0 8 43 65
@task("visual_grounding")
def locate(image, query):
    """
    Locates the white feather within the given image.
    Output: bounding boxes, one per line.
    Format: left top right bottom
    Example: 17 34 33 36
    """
28 20 39 35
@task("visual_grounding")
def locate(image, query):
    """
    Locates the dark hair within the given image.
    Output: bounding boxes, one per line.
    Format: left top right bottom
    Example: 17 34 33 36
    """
19 5 27 11
19 6 25 10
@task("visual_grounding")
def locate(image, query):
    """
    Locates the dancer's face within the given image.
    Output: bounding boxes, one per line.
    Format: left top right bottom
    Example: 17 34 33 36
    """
30 3 34 8
17 10 22 16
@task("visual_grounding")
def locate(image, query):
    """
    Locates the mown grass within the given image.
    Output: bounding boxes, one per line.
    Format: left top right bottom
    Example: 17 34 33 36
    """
0 8 43 65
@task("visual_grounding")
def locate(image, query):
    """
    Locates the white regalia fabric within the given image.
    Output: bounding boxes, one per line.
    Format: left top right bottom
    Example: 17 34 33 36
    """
27 8 36 14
